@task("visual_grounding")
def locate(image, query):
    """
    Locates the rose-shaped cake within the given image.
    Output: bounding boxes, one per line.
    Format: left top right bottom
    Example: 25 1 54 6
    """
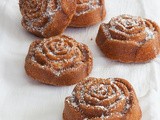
25 35 93 86
96 14 160 63
63 77 142 120
69 0 106 27
19 0 76 38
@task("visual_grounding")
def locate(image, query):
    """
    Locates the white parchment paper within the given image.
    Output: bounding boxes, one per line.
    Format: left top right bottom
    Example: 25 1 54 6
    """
0 0 160 120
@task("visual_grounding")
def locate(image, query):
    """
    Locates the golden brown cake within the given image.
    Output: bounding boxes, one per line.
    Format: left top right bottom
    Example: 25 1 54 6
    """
63 77 142 120
25 35 93 86
96 14 160 63
69 0 106 27
19 0 76 38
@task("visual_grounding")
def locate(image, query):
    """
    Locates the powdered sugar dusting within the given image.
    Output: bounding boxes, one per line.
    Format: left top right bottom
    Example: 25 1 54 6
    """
76 0 101 16
25 0 61 34
45 0 61 16
145 27 155 40
102 14 156 43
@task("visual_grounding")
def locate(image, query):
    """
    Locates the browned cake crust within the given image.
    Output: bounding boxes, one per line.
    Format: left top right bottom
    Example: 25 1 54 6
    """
69 0 106 27
96 14 160 63
63 77 142 120
19 0 76 38
25 35 93 86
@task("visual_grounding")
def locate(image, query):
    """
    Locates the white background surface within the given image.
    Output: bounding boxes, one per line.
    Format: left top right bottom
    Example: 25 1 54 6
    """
0 0 160 120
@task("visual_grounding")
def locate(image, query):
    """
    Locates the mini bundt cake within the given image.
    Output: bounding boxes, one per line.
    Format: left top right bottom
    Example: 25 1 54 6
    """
19 0 76 37
63 77 142 120
96 14 160 63
25 35 93 86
